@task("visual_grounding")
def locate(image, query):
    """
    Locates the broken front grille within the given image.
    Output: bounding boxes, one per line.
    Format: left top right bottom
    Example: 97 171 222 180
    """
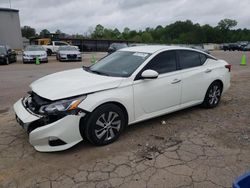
25 92 51 113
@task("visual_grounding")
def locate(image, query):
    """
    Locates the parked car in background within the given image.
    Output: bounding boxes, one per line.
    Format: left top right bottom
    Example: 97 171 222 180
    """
14 45 231 152
222 43 241 51
56 46 82 62
237 41 248 50
107 43 128 54
0 45 17 65
243 44 250 51
42 41 78 56
23 45 48 64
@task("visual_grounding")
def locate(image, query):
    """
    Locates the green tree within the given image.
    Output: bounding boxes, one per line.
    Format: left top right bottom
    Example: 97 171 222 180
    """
218 19 237 30
122 27 130 39
217 19 237 42
112 28 121 39
21 26 36 38
141 32 153 43
92 24 105 39
39 29 50 37
55 29 67 38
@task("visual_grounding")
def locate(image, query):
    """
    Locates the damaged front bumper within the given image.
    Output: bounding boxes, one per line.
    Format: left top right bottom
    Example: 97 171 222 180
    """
13 98 84 152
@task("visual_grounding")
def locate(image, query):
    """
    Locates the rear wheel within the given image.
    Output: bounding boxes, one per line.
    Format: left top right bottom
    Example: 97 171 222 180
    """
84 104 126 145
202 82 222 108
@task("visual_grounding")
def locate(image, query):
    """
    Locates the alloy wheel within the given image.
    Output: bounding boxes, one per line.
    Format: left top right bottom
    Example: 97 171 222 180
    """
94 111 121 141
208 85 221 105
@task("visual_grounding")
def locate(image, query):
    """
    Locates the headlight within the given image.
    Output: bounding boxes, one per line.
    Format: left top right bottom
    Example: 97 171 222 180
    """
77 53 81 57
60 53 66 57
39 96 86 114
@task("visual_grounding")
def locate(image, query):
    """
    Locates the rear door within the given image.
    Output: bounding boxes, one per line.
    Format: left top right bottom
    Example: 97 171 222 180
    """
177 50 212 105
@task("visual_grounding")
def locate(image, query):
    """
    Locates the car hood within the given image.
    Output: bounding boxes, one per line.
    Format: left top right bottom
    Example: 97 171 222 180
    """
30 68 124 100
59 50 80 55
24 51 46 55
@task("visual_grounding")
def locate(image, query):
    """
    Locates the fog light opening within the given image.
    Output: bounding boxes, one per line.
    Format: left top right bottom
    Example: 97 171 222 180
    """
48 137 67 146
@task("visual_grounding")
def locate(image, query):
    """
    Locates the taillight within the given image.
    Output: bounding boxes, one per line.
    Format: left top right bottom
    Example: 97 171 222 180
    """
225 64 231 72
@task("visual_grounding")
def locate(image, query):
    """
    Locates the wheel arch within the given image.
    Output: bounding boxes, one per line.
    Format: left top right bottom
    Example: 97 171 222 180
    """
79 101 129 139
211 79 224 91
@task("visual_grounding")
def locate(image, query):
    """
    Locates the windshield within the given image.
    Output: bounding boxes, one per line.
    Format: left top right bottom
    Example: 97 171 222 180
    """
59 46 77 51
111 43 127 49
88 51 151 77
0 46 6 54
25 45 45 51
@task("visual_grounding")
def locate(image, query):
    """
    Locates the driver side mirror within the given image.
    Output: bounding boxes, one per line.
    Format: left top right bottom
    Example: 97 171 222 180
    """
141 69 159 79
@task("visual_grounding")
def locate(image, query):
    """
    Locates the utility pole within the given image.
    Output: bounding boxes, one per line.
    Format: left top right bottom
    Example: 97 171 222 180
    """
9 0 11 8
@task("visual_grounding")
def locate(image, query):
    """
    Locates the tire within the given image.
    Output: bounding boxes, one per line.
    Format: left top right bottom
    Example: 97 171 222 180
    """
202 82 222 108
5 58 9 65
47 50 52 56
84 104 126 145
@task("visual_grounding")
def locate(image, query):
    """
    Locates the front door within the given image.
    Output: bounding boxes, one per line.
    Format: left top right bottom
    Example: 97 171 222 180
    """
133 50 182 121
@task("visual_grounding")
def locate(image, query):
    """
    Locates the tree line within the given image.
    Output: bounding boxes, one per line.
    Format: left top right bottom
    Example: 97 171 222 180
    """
21 19 250 44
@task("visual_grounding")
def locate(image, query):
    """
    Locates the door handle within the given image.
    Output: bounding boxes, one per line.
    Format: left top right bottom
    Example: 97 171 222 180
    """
205 69 212 73
171 79 181 84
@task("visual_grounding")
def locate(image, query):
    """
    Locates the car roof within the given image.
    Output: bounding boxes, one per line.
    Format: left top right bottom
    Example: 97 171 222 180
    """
119 45 197 53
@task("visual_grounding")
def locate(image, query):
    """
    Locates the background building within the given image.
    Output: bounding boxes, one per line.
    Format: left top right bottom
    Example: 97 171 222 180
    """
0 8 22 49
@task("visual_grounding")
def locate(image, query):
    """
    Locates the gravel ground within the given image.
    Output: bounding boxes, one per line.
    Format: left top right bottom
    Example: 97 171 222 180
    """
0 51 250 188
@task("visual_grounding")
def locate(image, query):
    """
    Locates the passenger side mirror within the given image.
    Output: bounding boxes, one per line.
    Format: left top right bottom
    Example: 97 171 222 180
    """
141 69 159 79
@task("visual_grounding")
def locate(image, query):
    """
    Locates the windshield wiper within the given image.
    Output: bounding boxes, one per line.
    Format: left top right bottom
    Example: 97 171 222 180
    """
82 66 110 76
90 70 110 76
82 66 90 71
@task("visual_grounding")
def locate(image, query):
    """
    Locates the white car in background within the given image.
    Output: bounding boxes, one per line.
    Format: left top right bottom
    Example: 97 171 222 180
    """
23 45 48 63
14 45 231 152
56 46 82 62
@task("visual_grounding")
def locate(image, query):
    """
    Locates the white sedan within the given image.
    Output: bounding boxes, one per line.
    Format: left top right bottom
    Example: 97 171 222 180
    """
14 45 231 152
23 45 48 63
56 46 81 62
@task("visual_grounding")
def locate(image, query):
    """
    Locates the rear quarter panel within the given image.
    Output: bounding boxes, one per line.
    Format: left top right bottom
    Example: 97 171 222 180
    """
206 59 230 93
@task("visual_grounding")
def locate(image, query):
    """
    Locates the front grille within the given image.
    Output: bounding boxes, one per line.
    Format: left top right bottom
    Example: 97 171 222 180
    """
30 55 42 58
67 54 77 59
25 92 51 113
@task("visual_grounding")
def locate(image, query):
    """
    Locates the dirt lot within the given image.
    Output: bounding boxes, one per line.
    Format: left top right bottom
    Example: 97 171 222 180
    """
0 51 250 188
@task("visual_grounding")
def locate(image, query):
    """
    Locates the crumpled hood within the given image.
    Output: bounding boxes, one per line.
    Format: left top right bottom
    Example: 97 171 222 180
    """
30 68 124 100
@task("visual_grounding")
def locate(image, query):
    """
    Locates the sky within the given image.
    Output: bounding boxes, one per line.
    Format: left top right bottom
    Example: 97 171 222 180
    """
0 0 250 34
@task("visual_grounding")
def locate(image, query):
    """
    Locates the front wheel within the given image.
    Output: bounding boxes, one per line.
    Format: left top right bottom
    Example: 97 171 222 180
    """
202 82 222 108
84 104 126 145
47 50 52 56
5 58 9 65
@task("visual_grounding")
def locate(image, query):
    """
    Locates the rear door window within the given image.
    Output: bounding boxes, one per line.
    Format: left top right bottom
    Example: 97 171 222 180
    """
178 50 203 69
199 53 207 64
